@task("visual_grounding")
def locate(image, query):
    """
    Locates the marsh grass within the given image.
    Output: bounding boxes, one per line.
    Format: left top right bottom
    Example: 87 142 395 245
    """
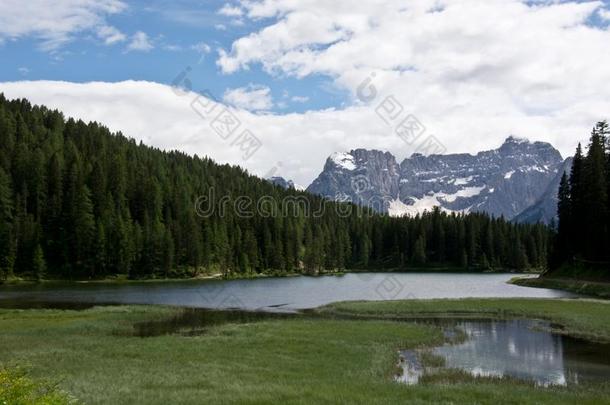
0 302 609 404
512 276 610 299
319 298 610 342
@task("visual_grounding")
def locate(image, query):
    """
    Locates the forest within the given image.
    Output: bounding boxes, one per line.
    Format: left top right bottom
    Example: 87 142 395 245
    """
553 121 610 278
0 95 551 280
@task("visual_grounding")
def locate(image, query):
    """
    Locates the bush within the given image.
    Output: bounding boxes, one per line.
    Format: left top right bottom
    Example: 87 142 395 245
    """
0 366 73 405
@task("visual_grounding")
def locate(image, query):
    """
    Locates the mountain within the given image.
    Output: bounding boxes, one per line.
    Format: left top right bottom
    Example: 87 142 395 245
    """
266 176 305 191
513 158 573 224
307 136 565 221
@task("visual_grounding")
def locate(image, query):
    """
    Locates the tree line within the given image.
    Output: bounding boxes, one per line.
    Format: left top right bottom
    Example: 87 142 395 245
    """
553 121 610 276
0 95 550 280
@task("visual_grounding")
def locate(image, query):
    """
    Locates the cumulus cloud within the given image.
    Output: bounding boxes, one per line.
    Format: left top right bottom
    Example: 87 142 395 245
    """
218 4 244 17
0 80 599 187
97 25 126 45
1 1 609 186
0 0 126 50
126 31 153 52
223 84 274 111
214 0 610 157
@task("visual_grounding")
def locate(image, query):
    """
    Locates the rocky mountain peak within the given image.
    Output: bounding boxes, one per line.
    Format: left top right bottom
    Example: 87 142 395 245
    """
307 136 566 222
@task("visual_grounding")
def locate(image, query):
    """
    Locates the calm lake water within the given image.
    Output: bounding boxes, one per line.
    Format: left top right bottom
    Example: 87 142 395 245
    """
397 319 610 386
0 273 578 311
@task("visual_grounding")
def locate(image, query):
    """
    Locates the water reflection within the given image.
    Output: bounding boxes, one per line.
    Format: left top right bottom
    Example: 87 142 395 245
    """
398 320 610 386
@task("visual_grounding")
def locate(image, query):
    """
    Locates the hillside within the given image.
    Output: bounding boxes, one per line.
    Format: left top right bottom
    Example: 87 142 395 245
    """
0 95 551 280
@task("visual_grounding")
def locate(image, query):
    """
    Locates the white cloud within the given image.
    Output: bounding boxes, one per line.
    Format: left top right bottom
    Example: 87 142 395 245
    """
0 0 126 50
126 31 153 52
191 41 211 54
0 80 600 187
97 25 126 45
218 4 243 17
599 8 610 20
163 44 183 52
223 84 274 111
291 95 309 103
17 67 29 76
216 0 610 171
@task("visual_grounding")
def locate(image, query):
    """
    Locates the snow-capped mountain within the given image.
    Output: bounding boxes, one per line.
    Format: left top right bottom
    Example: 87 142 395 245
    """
307 136 567 221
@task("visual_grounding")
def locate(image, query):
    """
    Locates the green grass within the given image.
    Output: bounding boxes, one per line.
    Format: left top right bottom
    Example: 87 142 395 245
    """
319 298 610 342
0 302 608 404
512 276 610 299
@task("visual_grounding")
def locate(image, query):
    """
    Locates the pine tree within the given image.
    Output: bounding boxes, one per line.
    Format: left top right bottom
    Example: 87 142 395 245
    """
74 185 96 274
0 167 14 279
162 227 174 277
582 122 609 261
554 172 571 266
412 235 426 266
32 244 46 280
569 143 585 256
93 222 107 278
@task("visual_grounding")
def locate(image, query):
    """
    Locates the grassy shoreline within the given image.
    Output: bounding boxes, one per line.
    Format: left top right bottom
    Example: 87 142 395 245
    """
318 298 610 342
0 299 609 404
511 276 610 299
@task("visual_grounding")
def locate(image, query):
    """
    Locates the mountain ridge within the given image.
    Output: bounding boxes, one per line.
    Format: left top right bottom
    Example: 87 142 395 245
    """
306 136 566 223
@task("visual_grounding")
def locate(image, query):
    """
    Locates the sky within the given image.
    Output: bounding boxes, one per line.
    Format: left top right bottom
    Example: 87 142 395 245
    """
1 0 610 186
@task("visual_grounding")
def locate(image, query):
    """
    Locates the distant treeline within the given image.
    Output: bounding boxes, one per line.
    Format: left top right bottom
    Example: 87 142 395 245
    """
553 121 610 277
0 95 550 280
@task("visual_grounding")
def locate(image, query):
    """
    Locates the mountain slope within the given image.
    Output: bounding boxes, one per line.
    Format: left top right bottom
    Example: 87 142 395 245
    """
513 158 573 224
307 136 564 221
0 95 551 279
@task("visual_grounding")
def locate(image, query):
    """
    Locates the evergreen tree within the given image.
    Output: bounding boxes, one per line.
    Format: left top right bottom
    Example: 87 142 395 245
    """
553 172 571 266
412 235 426 266
553 121 610 276
32 244 46 280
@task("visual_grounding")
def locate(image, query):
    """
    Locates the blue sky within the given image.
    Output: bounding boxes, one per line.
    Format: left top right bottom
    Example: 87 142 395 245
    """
0 0 346 114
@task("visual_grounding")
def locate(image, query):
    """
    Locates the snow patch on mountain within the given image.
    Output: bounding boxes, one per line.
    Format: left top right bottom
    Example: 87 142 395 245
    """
442 186 486 203
330 152 356 170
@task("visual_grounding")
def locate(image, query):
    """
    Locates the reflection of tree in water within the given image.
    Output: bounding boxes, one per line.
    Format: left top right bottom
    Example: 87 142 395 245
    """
562 337 610 385
433 320 610 386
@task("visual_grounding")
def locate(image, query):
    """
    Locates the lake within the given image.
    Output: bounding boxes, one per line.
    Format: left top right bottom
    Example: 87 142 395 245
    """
0 273 578 311
397 319 610 386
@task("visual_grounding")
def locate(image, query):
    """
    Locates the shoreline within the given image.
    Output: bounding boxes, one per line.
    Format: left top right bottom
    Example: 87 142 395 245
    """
510 276 610 299
1 268 536 286
317 297 610 343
